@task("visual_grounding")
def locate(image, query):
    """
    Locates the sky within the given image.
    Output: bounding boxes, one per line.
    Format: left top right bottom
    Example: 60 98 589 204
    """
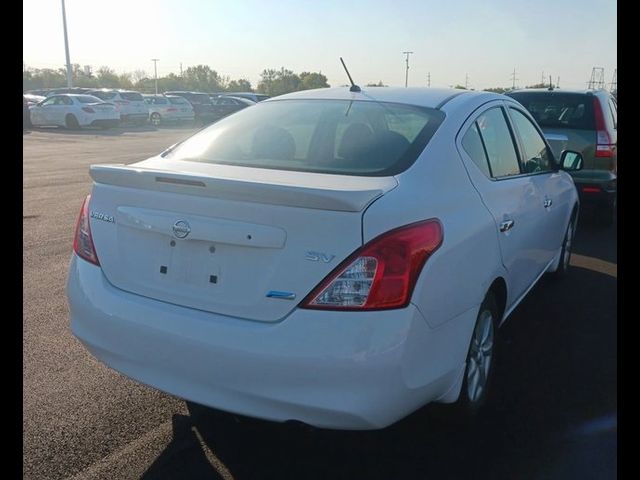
23 0 617 90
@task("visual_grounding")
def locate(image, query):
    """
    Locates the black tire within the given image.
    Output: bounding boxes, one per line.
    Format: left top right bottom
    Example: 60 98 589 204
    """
550 214 576 279
150 113 161 126
455 292 499 416
65 114 80 130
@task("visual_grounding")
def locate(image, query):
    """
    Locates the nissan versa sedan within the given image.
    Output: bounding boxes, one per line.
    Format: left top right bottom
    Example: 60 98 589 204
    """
67 87 582 429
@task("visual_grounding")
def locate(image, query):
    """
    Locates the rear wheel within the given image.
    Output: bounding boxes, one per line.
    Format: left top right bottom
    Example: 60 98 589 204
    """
551 215 576 278
65 114 80 130
456 293 498 416
150 113 161 126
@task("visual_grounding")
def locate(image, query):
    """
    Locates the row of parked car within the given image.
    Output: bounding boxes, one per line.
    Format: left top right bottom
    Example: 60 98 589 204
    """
23 88 270 129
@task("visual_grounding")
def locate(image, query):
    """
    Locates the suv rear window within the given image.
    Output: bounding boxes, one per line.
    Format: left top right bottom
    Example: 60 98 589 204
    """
165 99 445 176
90 91 116 100
507 92 595 130
120 92 144 101
168 97 189 105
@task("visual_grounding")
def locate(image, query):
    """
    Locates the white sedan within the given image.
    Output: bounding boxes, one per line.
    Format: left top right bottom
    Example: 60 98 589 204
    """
67 87 582 429
29 94 120 129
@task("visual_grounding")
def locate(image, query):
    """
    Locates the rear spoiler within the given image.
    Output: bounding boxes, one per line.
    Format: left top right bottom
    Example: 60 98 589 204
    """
89 163 397 212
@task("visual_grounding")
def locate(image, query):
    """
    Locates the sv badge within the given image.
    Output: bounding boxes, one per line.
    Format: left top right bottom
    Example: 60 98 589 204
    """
305 251 335 263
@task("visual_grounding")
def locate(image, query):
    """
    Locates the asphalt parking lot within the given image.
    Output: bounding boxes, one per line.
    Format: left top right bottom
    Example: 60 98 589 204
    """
23 125 616 480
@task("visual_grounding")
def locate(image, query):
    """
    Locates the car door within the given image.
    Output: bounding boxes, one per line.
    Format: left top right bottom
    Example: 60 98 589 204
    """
506 105 570 263
456 102 549 305
31 96 56 125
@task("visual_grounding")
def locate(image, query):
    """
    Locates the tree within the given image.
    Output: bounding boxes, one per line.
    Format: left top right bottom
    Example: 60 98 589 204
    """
484 87 508 94
132 70 147 84
453 84 467 90
525 83 549 89
299 72 329 90
183 65 225 92
226 79 253 92
96 66 120 88
366 81 387 87
257 68 300 96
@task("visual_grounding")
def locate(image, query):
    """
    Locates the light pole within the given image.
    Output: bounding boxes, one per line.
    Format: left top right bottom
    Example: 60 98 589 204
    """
61 0 73 87
151 59 159 94
403 51 414 87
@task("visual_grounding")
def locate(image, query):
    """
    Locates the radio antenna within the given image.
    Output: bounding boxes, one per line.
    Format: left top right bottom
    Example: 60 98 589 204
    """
340 57 361 92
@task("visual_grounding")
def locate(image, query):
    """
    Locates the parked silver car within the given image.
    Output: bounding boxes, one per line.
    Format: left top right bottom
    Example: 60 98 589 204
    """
143 95 195 126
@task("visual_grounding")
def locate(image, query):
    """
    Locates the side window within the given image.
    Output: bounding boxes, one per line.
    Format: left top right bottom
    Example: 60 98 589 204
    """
62 96 74 105
508 108 553 173
608 98 617 128
461 122 491 177
41 97 57 106
476 108 521 177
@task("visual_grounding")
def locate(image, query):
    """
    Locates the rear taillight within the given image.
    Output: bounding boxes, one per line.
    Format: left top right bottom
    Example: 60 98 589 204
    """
582 186 602 193
82 107 95 114
593 97 615 158
73 195 100 266
301 219 443 310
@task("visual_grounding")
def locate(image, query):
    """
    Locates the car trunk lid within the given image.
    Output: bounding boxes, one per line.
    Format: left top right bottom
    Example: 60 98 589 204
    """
87 158 397 322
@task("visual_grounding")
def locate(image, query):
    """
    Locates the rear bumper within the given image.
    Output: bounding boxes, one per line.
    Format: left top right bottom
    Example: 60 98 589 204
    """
570 170 617 208
66 255 473 429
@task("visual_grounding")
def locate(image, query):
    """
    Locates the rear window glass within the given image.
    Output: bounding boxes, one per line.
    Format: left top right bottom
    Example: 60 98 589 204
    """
120 92 144 101
507 92 595 130
165 99 445 176
76 95 103 104
168 97 189 105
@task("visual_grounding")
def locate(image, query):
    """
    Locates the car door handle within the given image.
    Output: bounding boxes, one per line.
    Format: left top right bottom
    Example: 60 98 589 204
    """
499 220 515 232
544 198 553 208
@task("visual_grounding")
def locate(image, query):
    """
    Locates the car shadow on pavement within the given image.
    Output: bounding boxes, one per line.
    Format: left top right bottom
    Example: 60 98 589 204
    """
29 125 161 136
140 223 616 480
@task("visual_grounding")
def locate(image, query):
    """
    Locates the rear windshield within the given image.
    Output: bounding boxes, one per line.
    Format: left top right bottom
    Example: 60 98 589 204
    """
120 92 144 101
165 99 445 176
507 92 595 130
76 95 103 104
168 97 189 105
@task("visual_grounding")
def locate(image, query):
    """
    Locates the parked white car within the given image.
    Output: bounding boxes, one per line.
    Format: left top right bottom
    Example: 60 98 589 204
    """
30 94 120 129
143 95 195 126
67 87 582 429
87 89 148 125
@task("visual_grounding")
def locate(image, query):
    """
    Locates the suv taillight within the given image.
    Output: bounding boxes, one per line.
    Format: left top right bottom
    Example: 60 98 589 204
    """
73 195 100 266
300 219 443 310
593 97 615 158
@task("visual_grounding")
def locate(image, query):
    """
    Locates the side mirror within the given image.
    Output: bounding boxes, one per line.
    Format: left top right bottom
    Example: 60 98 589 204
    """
560 150 583 171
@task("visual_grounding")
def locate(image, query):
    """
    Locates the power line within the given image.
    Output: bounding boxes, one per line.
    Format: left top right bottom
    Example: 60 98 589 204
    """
588 67 605 89
402 51 414 88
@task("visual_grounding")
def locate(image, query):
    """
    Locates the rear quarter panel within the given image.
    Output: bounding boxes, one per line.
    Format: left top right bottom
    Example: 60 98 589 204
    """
363 106 506 330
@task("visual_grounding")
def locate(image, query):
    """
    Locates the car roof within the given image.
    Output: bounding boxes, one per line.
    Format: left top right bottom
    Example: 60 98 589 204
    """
507 88 610 96
269 87 484 109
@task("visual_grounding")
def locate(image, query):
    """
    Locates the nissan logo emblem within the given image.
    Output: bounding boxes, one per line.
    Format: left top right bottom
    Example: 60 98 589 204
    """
172 220 191 239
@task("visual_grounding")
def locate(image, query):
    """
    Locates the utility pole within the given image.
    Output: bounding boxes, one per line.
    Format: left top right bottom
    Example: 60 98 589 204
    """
427 72 431 87
180 63 183 77
61 0 73 87
465 73 469 90
557 76 560 88
510 68 518 89
402 51 414 87
151 58 159 94
541 71 545 85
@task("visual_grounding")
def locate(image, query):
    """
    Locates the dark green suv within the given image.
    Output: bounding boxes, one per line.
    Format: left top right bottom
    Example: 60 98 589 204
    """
507 88 617 224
